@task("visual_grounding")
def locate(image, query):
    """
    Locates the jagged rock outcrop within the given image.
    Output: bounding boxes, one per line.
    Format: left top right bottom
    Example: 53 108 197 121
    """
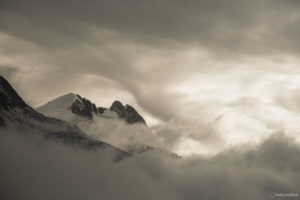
69 96 147 125
110 100 146 125
125 104 146 124
69 96 146 125
110 101 126 118
98 107 107 114
71 95 98 119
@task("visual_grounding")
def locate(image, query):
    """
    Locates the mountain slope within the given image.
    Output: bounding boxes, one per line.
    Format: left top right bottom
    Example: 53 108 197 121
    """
0 76 130 161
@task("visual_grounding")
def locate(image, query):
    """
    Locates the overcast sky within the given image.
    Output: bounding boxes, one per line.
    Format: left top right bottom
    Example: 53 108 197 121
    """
1 0 300 154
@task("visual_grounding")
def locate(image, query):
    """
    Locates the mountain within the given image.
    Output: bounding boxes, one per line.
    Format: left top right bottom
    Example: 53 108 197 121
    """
37 93 181 158
0 76 130 162
37 93 147 125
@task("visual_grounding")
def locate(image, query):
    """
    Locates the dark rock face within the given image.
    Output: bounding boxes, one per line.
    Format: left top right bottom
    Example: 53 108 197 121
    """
110 101 126 118
0 76 27 111
70 98 146 125
125 105 146 124
70 97 146 125
98 107 107 114
110 100 146 125
71 95 98 119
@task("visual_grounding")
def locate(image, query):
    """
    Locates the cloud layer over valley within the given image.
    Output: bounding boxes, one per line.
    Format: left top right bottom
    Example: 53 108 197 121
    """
1 129 300 200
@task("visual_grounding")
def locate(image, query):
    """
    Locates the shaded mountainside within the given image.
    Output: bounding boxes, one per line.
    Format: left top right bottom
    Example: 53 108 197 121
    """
0 76 27 111
0 76 131 162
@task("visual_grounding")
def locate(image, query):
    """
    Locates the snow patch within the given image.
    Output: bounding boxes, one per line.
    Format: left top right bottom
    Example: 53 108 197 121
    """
100 109 118 119
36 93 80 122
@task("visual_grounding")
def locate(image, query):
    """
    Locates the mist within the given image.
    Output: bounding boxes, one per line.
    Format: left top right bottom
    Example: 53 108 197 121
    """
1 128 300 200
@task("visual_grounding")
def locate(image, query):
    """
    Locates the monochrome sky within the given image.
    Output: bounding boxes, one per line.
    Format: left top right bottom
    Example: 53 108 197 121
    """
1 0 300 155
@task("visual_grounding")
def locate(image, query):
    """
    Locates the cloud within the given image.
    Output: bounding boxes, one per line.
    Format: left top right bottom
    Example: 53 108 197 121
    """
1 129 300 200
78 116 164 151
0 65 18 81
1 0 300 55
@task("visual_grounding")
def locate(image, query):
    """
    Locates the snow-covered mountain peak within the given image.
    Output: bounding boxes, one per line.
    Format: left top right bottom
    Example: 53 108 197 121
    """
36 93 85 122
0 76 131 161
37 94 147 125
38 93 79 110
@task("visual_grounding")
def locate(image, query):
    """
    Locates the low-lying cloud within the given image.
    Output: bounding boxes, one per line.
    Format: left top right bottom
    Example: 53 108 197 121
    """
1 129 300 200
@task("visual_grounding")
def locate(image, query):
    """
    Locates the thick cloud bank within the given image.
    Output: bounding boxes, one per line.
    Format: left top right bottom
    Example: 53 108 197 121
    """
1 129 300 200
